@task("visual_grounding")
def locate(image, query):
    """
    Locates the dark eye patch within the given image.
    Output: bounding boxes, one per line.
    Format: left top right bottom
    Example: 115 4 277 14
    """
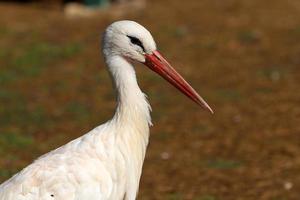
127 35 145 52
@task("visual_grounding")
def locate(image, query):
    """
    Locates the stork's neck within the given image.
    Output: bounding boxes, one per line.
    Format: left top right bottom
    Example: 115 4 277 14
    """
105 55 152 130
103 55 151 199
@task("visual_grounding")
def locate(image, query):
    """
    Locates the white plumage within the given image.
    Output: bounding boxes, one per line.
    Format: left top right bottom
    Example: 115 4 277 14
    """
0 20 212 200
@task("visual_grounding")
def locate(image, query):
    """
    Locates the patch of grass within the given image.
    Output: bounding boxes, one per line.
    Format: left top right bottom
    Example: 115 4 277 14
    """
200 40 217 50
0 131 33 149
191 124 211 135
0 71 17 84
0 92 48 129
238 30 261 44
0 169 18 180
0 42 83 84
0 105 25 126
271 197 287 200
256 87 274 94
152 131 170 141
0 89 19 100
11 42 82 76
194 195 217 200
0 25 25 38
216 89 241 101
257 67 287 82
0 49 7 58
0 26 10 36
0 101 23 123
158 25 188 39
205 159 242 169
166 193 183 200
65 101 90 121
0 91 26 125
174 26 188 38
28 106 47 125
291 26 300 35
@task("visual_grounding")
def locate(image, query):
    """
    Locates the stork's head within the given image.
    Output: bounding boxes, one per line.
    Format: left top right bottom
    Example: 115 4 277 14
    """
103 20 156 63
103 20 213 114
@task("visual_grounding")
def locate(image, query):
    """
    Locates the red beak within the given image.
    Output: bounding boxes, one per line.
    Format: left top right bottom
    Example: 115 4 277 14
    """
144 50 213 114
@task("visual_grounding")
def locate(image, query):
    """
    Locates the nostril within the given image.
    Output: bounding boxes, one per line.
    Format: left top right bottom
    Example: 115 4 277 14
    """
154 54 163 62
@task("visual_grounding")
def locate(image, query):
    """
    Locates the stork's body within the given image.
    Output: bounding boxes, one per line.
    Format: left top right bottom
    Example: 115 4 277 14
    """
0 21 212 200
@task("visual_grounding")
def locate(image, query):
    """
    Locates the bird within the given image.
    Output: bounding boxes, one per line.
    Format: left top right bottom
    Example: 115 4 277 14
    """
0 20 213 200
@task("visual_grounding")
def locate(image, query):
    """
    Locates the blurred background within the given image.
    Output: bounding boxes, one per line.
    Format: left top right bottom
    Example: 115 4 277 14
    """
0 0 300 199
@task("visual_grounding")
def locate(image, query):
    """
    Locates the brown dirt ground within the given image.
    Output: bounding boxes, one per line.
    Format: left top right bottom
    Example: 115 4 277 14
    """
0 0 300 199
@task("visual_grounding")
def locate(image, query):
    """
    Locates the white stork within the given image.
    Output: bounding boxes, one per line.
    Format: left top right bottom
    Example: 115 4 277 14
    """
0 20 213 200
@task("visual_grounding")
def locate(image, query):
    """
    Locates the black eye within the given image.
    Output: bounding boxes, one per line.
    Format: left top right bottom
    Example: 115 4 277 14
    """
127 35 145 52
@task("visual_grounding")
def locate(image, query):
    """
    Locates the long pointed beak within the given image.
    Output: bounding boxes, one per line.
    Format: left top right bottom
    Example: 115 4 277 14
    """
144 50 213 114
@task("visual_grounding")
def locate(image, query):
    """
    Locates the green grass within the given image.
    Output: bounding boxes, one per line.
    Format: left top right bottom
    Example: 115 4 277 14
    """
257 67 288 82
0 49 7 58
199 39 217 50
12 42 82 75
238 30 261 44
291 26 300 35
271 197 288 200
174 26 188 38
0 169 18 180
256 87 275 94
0 42 82 84
195 195 218 200
65 101 90 122
0 89 20 100
166 193 183 200
0 131 33 150
190 124 211 135
0 71 17 84
0 92 49 130
205 159 242 169
0 90 26 125
0 26 10 36
215 89 241 102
